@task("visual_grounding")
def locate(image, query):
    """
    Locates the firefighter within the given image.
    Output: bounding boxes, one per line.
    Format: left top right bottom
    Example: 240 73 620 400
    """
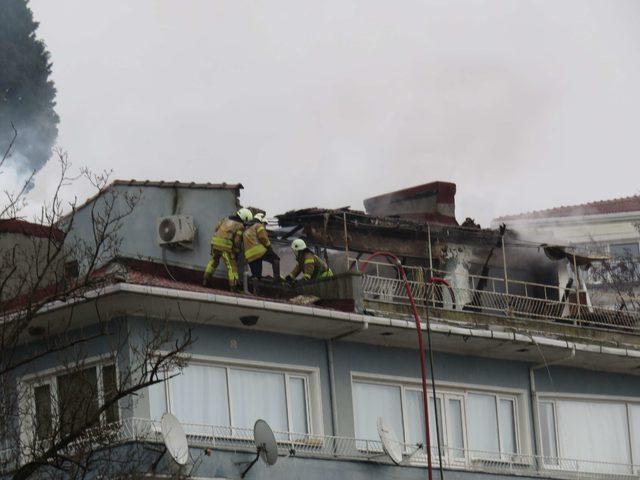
286 239 333 283
243 212 280 280
203 207 253 289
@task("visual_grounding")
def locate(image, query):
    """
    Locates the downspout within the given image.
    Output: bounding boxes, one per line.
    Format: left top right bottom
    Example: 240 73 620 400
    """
326 322 369 438
529 345 576 468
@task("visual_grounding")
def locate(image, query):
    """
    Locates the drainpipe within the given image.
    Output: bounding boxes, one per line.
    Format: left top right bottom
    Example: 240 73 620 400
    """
529 346 576 468
326 323 369 439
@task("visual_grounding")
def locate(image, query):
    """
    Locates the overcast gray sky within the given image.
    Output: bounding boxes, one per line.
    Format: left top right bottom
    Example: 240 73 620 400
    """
16 0 640 225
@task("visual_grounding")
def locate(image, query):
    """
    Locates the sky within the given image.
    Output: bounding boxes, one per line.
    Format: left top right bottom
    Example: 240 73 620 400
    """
12 0 640 226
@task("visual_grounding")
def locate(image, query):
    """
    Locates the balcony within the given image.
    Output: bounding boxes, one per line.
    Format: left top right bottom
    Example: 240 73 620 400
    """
3 418 632 479
353 258 640 338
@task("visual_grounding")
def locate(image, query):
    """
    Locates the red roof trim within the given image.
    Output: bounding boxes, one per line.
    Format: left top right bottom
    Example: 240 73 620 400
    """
497 195 640 221
0 219 64 241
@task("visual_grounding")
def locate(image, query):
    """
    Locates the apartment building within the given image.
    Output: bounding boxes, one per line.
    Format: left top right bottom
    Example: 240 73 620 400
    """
3 181 640 479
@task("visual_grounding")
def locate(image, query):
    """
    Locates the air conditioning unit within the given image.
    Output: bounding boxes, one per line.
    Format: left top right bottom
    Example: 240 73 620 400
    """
157 215 196 248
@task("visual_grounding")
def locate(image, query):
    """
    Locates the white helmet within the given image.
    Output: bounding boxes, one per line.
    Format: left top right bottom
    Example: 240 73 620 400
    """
254 212 267 223
237 208 253 223
291 239 307 252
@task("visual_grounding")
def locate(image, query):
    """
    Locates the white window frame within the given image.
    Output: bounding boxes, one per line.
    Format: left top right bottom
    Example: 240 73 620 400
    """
351 372 530 465
150 354 323 440
18 355 120 449
537 392 640 473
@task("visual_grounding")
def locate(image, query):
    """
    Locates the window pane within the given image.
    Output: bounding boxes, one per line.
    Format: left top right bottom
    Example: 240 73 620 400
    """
467 393 499 456
539 401 558 463
556 400 631 474
102 365 119 424
34 384 52 440
629 405 640 469
430 397 444 452
289 377 309 435
353 382 403 448
57 367 99 438
229 369 288 435
498 399 517 454
148 375 167 422
405 390 425 446
447 398 465 459
172 365 230 435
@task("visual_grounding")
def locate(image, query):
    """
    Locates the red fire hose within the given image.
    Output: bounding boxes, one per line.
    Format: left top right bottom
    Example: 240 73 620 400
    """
358 252 434 480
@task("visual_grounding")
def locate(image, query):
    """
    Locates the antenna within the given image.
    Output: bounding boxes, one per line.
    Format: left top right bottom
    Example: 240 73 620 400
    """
240 419 279 478
160 412 190 466
377 417 403 465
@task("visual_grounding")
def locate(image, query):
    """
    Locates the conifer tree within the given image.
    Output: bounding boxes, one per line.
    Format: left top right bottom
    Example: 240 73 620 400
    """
0 0 59 175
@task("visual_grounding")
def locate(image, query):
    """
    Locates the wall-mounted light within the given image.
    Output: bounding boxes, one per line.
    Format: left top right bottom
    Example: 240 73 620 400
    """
240 315 259 326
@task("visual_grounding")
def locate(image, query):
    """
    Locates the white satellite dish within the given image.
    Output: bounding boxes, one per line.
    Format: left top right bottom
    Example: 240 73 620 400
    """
240 419 279 478
254 419 278 466
377 417 403 465
161 412 189 466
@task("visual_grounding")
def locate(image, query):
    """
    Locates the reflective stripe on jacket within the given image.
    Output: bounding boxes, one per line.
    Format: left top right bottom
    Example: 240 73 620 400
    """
243 221 271 262
290 251 332 280
211 216 244 253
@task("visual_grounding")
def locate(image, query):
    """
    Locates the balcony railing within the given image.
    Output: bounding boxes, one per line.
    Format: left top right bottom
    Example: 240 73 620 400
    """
352 258 640 335
3 418 638 478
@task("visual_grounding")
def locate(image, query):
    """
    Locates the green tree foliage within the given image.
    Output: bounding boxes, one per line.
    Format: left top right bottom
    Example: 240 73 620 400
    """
0 0 59 175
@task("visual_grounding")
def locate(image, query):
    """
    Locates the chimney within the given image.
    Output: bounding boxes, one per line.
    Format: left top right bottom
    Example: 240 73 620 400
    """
363 181 457 225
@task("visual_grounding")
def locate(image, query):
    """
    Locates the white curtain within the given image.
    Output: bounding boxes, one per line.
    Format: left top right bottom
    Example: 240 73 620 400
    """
171 365 230 434
229 369 288 434
353 382 403 447
447 398 465 459
498 399 516 454
556 400 631 474
148 377 167 421
629 405 640 469
539 401 558 463
467 393 499 456
289 377 308 435
405 390 426 446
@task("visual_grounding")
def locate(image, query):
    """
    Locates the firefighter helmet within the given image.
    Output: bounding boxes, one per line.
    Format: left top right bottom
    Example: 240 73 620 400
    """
237 208 253 223
291 239 307 252
254 212 267 223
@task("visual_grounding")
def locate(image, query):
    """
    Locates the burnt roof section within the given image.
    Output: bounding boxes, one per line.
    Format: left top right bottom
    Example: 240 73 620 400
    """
277 207 501 258
0 218 64 241
497 194 640 221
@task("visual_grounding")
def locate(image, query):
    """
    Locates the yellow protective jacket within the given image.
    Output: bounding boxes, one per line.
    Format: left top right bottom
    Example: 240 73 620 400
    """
290 251 333 281
243 221 271 262
211 216 244 253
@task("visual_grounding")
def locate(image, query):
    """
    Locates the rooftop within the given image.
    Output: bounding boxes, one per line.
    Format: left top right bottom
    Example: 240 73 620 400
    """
496 194 640 221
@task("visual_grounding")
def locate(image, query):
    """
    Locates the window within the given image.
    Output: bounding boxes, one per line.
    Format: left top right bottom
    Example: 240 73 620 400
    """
352 377 523 462
27 364 120 442
148 360 316 440
539 398 640 474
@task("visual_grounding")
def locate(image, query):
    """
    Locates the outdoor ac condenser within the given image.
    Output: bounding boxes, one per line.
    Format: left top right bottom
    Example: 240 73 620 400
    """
157 215 196 247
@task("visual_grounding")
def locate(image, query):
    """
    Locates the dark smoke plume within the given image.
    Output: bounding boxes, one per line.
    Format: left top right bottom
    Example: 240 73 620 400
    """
0 0 59 176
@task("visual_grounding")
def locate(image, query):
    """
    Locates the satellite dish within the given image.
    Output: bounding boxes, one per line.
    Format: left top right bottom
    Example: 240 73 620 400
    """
377 417 403 465
254 419 278 466
240 419 279 478
161 413 189 466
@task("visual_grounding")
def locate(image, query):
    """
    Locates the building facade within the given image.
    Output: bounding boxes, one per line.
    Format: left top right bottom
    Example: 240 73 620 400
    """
3 182 640 479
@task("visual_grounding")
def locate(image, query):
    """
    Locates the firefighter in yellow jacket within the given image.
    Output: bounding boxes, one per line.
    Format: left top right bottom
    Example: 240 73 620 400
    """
286 239 333 282
203 208 253 289
243 213 280 280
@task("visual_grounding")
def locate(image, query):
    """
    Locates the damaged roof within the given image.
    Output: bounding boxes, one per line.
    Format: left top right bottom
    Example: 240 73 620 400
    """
277 207 502 258
497 194 640 221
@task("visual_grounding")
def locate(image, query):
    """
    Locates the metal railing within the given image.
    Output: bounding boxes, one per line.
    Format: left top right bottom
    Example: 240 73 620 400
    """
3 418 638 479
353 258 640 334
121 418 640 479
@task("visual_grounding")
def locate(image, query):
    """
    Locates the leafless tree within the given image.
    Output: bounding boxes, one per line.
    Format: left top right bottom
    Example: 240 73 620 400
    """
1 131 195 479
